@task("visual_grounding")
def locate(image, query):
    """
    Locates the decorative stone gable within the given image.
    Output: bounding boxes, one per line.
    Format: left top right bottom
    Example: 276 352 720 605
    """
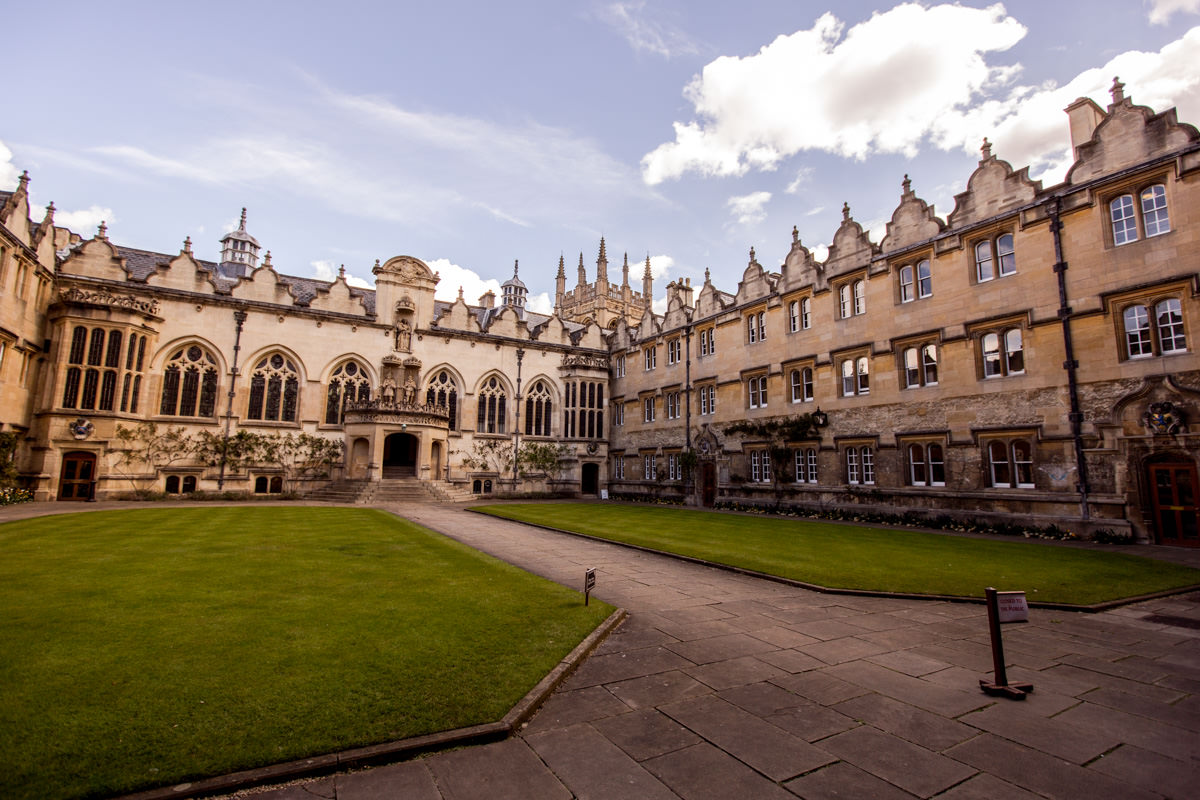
880 175 945 253
1067 82 1200 185
734 247 774 303
948 140 1040 228
779 226 824 292
823 203 878 278
229 260 300 305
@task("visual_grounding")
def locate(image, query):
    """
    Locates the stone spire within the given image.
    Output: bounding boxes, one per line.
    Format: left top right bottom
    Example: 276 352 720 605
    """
622 252 630 287
555 253 566 312
596 237 608 285
642 253 653 303
577 252 587 287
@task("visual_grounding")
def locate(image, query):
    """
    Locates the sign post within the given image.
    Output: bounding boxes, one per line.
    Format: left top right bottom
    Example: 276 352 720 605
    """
584 568 596 606
979 587 1034 699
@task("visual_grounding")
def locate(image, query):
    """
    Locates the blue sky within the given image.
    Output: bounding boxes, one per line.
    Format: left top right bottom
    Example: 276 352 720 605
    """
4 1 1200 313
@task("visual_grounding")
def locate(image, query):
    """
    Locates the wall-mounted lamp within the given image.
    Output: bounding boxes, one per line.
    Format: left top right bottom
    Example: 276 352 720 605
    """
812 407 829 428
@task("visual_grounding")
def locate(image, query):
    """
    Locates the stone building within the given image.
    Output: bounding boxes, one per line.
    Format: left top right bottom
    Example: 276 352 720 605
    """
608 80 1199 545
0 80 1197 545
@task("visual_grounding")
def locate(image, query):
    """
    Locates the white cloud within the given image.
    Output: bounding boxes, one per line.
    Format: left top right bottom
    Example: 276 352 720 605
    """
641 3 1027 183
933 25 1200 182
310 259 372 288
804 206 825 216
55 205 115 235
596 2 698 58
0 140 18 190
1149 0 1200 24
785 167 814 194
648 254 673 281
424 257 503 306
726 191 771 225
527 292 553 314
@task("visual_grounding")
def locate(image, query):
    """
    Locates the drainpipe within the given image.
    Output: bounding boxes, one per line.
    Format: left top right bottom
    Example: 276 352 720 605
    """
684 324 692 451
1048 198 1091 520
217 308 248 490
512 348 524 484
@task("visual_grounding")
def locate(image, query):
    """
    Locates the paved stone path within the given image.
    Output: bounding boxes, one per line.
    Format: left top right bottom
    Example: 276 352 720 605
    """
232 503 1200 800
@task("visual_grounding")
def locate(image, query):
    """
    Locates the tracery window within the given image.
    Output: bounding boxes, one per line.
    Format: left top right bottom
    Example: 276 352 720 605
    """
160 345 220 417
62 325 138 413
564 379 603 438
247 353 300 422
476 376 507 434
425 370 459 430
325 360 371 426
524 379 553 436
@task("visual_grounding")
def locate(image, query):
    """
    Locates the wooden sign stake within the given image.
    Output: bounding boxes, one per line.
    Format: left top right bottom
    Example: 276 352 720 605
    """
979 587 1034 699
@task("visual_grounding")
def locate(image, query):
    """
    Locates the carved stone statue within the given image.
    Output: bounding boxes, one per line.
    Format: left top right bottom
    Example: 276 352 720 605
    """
380 377 397 403
394 320 412 351
402 376 417 405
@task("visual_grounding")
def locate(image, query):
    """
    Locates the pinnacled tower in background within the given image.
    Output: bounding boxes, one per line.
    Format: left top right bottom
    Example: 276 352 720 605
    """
554 237 651 328
218 208 260 279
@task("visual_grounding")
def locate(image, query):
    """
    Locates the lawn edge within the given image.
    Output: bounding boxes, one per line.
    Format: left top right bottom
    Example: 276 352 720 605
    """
468 508 1200 612
115 608 626 800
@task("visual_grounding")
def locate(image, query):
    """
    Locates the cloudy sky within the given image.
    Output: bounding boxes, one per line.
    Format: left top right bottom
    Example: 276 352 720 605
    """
4 1 1200 313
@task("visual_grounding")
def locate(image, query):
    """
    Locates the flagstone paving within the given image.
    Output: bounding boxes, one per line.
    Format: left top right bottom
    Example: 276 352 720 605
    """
4 501 1197 799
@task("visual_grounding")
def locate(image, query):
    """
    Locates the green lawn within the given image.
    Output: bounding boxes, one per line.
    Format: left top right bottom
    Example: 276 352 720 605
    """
475 503 1200 605
0 507 612 800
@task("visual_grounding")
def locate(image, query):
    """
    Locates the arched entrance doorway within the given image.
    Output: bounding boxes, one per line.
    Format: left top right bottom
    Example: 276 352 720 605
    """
1147 458 1199 547
383 433 418 478
58 451 97 500
581 463 599 495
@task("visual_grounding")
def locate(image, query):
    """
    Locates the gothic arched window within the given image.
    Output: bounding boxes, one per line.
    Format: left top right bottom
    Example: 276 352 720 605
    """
425 370 459 431
247 353 300 422
160 345 220 417
325 360 371 425
476 376 506 434
525 380 553 437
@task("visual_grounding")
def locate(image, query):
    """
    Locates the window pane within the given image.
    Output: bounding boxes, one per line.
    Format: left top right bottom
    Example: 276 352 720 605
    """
975 240 994 281
1012 441 1034 487
996 234 1016 276
922 345 938 385
1156 299 1186 353
1005 329 1024 374
929 444 945 485
909 444 926 485
1125 305 1153 357
982 333 1001 377
1140 185 1170 237
904 347 919 388
1111 194 1137 245
917 260 932 298
842 360 855 396
899 266 913 302
989 441 1010 487
857 357 869 394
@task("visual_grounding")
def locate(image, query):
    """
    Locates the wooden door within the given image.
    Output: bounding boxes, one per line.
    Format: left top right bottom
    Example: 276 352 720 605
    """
701 463 717 507
1149 463 1200 547
58 451 96 501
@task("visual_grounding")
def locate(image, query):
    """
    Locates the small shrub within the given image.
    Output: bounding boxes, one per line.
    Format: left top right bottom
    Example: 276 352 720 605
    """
0 487 34 506
1092 528 1134 545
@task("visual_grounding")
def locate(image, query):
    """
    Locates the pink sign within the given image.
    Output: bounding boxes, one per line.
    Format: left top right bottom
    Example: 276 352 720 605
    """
996 591 1029 623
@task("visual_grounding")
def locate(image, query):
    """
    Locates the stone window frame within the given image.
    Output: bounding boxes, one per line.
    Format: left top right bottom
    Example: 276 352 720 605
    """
1106 283 1190 362
793 446 819 484
667 337 682 365
894 335 940 389
901 437 947 487
973 231 1016 283
697 382 716 416
981 434 1036 489
745 306 767 344
1104 176 1172 248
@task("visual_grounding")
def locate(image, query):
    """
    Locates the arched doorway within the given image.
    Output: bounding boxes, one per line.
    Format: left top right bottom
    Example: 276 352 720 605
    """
1147 458 1199 546
581 463 599 495
383 433 418 478
58 451 97 501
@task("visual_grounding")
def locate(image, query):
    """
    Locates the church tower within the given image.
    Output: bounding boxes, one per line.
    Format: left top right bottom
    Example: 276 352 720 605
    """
218 208 260 278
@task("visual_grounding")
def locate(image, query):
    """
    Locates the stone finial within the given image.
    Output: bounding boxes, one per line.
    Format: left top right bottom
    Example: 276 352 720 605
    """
598 236 607 262
17 170 29 190
902 174 912 194
262 250 272 268
842 202 850 221
457 285 464 301
183 235 192 254
338 264 346 278
644 254 653 278
1110 76 1125 104
97 220 107 240
792 224 799 244
556 253 565 277
513 259 519 276
44 202 55 223
981 137 992 160
749 246 756 263
705 267 711 283
374 258 381 269
238 207 248 230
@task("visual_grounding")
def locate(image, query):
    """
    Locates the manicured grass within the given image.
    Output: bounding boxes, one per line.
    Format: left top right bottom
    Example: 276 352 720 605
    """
475 503 1200 605
0 508 612 800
